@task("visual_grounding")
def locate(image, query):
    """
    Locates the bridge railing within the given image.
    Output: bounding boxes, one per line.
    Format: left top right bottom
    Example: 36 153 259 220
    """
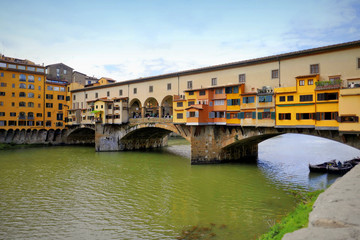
129 117 173 124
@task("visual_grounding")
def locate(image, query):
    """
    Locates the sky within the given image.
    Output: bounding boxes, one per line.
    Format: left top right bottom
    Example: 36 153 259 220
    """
0 0 359 82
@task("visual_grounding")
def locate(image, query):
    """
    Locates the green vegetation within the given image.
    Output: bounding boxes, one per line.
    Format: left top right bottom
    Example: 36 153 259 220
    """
258 190 324 240
315 79 342 87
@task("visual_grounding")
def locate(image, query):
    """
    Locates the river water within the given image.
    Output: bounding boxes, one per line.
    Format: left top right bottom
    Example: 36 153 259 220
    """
0 134 359 239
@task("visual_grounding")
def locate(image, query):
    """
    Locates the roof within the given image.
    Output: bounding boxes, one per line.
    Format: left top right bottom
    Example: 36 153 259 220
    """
46 63 73 70
184 83 244 92
185 105 204 110
296 74 319 79
72 40 360 93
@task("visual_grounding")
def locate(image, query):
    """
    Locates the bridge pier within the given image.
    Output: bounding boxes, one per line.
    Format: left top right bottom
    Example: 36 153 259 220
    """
190 126 259 164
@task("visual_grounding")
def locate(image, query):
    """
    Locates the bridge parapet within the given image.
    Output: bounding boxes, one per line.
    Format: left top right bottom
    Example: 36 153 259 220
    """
129 117 173 125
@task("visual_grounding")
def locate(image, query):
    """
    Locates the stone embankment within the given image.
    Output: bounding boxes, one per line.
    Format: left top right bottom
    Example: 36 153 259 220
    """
283 165 360 240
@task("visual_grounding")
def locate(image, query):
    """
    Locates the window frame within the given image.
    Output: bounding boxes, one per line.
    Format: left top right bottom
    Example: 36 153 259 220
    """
310 64 319 74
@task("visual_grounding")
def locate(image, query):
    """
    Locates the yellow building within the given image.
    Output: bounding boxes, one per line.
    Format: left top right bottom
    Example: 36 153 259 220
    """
226 84 243 125
338 82 360 133
173 95 187 124
275 74 319 128
0 56 46 130
256 86 276 127
44 79 68 129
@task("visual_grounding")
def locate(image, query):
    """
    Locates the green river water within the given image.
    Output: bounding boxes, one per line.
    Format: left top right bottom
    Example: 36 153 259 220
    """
1 134 359 239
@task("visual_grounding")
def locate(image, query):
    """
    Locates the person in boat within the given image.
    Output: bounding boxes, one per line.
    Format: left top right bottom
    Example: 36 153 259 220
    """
337 161 342 168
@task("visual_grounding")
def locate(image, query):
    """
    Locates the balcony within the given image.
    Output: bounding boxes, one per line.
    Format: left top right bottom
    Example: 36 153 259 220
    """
315 80 341 90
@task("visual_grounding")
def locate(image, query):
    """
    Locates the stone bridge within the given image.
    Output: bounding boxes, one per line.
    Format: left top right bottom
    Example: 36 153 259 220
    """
85 118 360 164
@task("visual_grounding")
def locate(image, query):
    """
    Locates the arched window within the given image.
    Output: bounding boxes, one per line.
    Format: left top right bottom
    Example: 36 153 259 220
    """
28 102 34 107
19 83 26 89
28 92 34 98
28 112 34 119
19 112 26 119
28 84 35 89
19 92 26 97
28 75 34 82
19 102 26 107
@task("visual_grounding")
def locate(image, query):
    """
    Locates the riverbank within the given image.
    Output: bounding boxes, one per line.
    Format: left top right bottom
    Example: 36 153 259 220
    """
258 190 323 240
282 164 360 239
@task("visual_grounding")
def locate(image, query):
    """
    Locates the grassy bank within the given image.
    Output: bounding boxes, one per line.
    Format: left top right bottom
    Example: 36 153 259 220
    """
258 190 324 240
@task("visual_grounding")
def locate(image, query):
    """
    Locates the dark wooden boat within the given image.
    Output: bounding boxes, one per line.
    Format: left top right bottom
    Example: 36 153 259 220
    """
344 158 360 166
309 160 336 173
309 160 353 174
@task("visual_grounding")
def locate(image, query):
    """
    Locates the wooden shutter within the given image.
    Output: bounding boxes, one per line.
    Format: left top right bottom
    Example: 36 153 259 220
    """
239 112 244 119
252 112 256 119
195 111 199 118
226 113 230 119
296 113 300 120
258 112 263 119
186 111 190 118
271 112 276 120
315 112 320 120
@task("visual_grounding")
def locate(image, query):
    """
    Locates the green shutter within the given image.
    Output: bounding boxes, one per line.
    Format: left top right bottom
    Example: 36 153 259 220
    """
239 112 244 119
258 112 262 119
271 112 276 120
227 99 231 106
252 112 256 119
226 113 231 119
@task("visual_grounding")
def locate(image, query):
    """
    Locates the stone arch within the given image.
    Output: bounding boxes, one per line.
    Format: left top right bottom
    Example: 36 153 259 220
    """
143 97 159 118
129 98 142 118
66 127 95 145
119 122 190 150
160 95 173 118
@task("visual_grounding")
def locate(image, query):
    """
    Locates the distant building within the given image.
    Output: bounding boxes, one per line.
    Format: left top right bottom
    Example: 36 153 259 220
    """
46 63 73 82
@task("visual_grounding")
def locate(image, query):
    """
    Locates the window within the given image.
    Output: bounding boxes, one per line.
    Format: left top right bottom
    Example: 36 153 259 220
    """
46 103 53 108
225 87 232 94
66 96 70 101
189 112 198 118
0 101 2 106
60 87 65 92
300 94 313 102
47 86 53 91
188 101 195 106
19 74 26 81
54 87 59 91
317 92 338 101
27 66 35 71
95 92 98 98
338 115 359 123
0 92 5 96
188 91 194 95
358 58 360 69
244 112 253 118
58 95 64 100
310 64 319 74
59 103 63 110
258 95 272 102
316 112 338 120
0 121 6 126
215 88 223 94
287 95 294 101
279 96 285 102
119 89 123 96
211 78 217 86
167 83 171 90
57 113 63 120
19 92 26 97
28 75 34 82
239 74 246 83
308 79 313 85
64 69 67 75
133 88 137 94
149 86 153 92
46 94 53 99
37 113 42 117
199 90 206 96
28 84 35 89
187 81 192 89
12 84 15 88
0 82 6 87
243 96 255 103
177 102 183 107
279 113 291 120
272 69 279 79
38 86 41 90
258 112 271 119
28 93 34 98
38 103 41 108
296 113 314 120
10 112 16 117
19 83 26 89
0 112 5 116
299 80 305 86
107 91 110 97
46 121 52 127
28 102 34 107
227 99 240 105
38 77 42 81
12 74 15 78
177 113 183 119
214 100 224 106
19 102 26 107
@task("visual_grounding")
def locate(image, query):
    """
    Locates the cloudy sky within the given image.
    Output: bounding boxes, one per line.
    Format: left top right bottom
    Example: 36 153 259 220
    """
0 0 359 81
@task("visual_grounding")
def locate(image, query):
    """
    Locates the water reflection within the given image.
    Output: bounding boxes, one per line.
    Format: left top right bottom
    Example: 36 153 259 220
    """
258 133 360 190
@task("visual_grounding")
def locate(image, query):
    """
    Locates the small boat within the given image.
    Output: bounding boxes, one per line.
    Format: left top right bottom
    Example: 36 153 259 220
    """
344 157 360 166
309 160 353 175
327 162 353 175
309 160 336 173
